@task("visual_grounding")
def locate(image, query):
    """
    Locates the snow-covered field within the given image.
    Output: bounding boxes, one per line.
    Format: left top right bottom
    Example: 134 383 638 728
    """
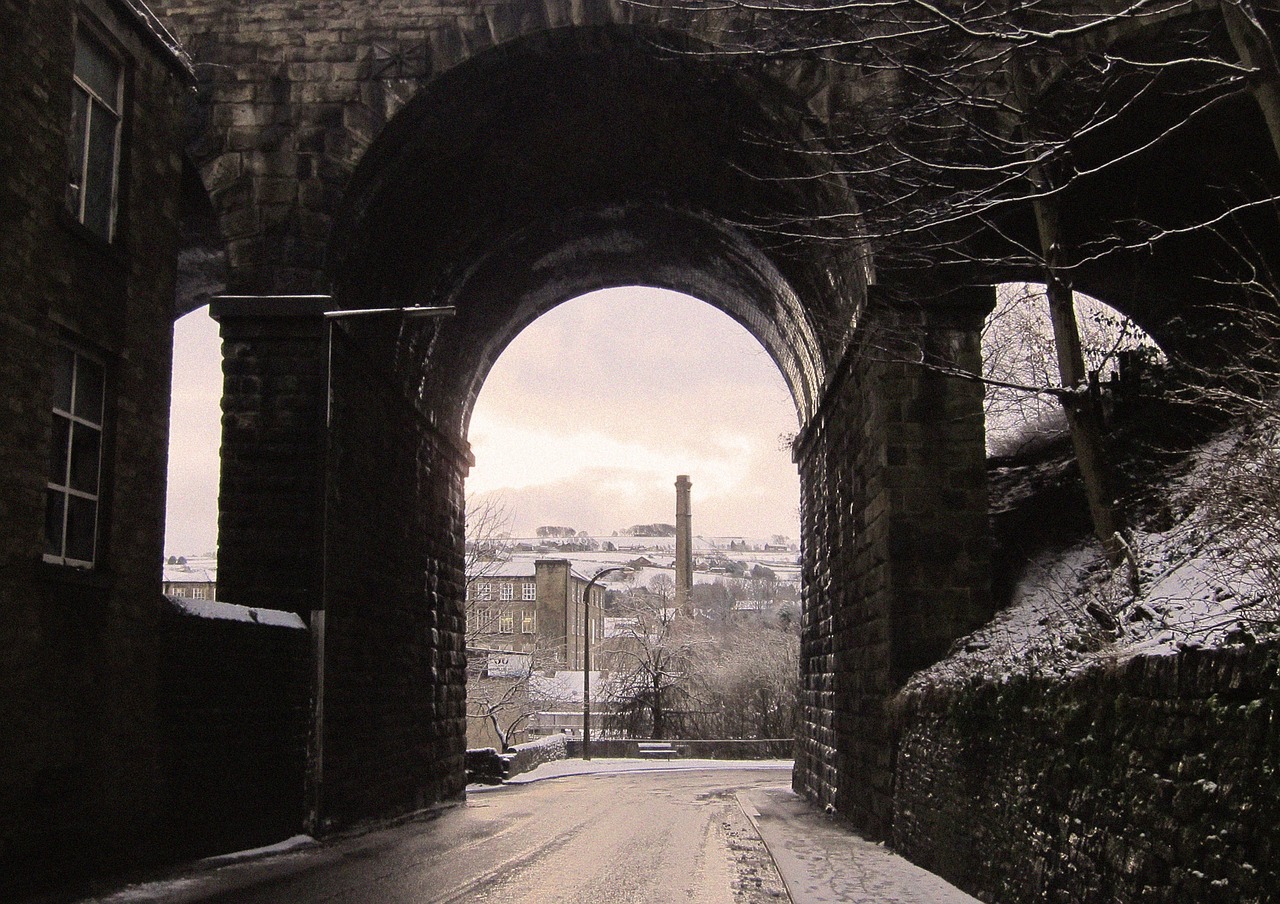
498 539 801 590
911 409 1280 690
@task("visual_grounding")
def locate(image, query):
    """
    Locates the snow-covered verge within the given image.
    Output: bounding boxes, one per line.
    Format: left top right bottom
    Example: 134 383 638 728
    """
911 405 1280 690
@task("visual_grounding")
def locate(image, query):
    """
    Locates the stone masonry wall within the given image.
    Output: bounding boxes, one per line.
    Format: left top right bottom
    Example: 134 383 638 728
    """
151 0 841 297
211 296 328 616
893 642 1280 904
319 316 468 829
0 0 191 897
793 285 994 838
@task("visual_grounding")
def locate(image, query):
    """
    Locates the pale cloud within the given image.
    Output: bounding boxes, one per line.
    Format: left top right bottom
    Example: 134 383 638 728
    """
467 288 800 538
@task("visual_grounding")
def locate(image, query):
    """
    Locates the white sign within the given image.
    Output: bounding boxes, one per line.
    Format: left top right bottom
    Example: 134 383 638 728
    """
487 651 532 678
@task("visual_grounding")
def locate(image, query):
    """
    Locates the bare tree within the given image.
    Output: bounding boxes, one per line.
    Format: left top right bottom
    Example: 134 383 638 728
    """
601 577 703 739
467 640 576 751
641 0 1280 574
464 493 514 643
683 621 800 740
984 284 1159 456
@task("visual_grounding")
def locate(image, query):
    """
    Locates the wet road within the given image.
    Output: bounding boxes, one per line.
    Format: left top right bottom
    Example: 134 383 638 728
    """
93 763 792 904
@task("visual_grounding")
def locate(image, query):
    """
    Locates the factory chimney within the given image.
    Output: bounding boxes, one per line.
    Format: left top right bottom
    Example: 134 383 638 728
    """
675 475 693 614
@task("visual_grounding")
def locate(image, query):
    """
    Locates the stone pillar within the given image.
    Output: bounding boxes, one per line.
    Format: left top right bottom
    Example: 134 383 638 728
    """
871 284 995 684
318 312 470 828
674 474 693 614
209 295 330 615
791 283 995 840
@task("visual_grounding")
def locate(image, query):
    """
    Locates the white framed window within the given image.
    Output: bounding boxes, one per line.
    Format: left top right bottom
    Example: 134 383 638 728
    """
498 612 514 634
67 23 123 240
500 582 514 601
476 582 492 601
522 611 535 634
45 346 105 567
521 581 536 601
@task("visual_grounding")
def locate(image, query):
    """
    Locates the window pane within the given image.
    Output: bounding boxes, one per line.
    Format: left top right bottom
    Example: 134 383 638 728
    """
49 415 71 484
74 355 104 423
45 490 67 558
65 495 97 562
82 102 118 239
53 346 75 412
74 30 120 106
66 90 88 215
68 422 101 493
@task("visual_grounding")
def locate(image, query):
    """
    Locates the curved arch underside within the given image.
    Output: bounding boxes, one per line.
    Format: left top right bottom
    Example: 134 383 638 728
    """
328 25 868 434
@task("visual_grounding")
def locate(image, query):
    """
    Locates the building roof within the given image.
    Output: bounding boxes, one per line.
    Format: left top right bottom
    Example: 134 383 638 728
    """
474 561 539 579
162 555 217 584
469 558 595 583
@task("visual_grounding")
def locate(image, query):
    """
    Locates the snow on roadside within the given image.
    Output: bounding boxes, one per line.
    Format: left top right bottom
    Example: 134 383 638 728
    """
910 409 1280 690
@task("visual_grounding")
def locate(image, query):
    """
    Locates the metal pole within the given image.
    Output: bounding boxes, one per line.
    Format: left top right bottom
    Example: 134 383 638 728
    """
582 565 628 760
583 581 591 762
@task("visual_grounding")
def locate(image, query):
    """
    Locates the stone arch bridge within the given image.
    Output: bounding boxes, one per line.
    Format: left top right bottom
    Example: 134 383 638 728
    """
154 0 1279 839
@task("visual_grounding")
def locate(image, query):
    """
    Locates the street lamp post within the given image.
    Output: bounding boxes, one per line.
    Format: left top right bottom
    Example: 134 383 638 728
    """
581 565 629 760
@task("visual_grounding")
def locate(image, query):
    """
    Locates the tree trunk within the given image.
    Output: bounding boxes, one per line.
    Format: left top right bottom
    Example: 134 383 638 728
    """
1031 191 1128 566
1221 0 1280 163
1011 52 1128 569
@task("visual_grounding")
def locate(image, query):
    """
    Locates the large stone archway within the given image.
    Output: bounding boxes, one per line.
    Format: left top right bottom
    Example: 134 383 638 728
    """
159 0 1280 844
203 21 997 837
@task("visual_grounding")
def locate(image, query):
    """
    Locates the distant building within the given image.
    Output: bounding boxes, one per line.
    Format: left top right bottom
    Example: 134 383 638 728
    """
465 559 606 749
467 559 605 669
162 556 218 600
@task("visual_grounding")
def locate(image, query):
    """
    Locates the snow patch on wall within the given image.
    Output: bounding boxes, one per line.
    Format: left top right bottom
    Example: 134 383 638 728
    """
166 595 306 630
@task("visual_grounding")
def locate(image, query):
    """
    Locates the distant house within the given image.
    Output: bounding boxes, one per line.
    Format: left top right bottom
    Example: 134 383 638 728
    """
162 556 218 600
466 559 605 669
526 671 617 740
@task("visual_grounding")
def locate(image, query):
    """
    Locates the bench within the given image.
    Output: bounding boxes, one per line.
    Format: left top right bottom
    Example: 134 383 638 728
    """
636 742 678 759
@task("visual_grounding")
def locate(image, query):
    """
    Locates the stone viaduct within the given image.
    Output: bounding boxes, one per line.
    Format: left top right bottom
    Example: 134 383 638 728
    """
151 0 1279 841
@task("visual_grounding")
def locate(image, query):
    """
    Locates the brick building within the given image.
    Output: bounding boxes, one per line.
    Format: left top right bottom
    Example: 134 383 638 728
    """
467 559 605 670
0 0 193 895
465 560 608 748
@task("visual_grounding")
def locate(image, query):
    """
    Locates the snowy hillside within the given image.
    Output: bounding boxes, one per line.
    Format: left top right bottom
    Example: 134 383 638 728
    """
910 404 1280 690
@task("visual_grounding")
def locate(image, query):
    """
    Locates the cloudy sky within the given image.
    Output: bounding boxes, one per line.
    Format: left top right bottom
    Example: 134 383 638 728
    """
164 287 802 556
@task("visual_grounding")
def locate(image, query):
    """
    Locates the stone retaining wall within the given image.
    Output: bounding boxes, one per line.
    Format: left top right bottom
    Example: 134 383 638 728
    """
158 598 310 860
893 642 1280 904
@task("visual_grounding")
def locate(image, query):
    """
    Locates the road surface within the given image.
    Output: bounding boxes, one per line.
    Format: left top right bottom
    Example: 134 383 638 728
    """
89 763 792 904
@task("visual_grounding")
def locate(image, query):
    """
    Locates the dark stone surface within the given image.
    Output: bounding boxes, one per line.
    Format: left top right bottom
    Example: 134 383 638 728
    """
792 284 995 838
0 0 190 896
157 598 309 860
893 642 1280 904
